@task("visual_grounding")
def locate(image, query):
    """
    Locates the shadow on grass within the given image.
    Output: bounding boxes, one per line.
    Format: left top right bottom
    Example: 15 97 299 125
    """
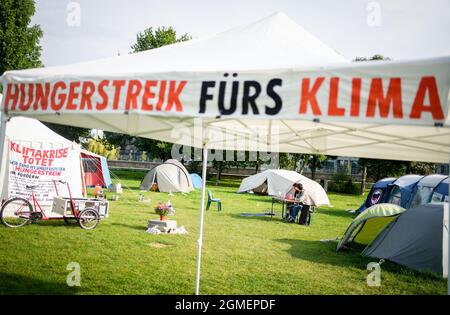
315 208 354 219
111 222 146 231
227 213 281 222
276 238 443 281
0 272 80 295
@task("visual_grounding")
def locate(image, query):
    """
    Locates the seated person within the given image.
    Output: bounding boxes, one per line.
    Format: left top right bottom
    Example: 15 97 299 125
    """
286 183 308 222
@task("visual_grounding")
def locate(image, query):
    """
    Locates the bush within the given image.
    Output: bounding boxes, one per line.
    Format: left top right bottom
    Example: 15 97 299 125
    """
327 173 360 195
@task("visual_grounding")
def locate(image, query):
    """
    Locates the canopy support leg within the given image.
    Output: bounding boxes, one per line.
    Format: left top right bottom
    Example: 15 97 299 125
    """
195 143 208 295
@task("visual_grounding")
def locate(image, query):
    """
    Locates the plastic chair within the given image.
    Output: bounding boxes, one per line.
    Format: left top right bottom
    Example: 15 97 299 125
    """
206 190 222 211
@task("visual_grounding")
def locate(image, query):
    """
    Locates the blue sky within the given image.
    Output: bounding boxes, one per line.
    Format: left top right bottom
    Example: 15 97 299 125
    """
27 0 450 66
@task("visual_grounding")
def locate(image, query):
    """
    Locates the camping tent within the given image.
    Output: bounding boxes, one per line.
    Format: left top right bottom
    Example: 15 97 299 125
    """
336 203 406 251
363 203 449 278
0 116 86 216
386 175 424 207
0 12 449 294
81 150 113 188
140 159 193 193
408 174 448 208
355 177 397 214
237 169 330 206
432 178 449 203
190 173 203 189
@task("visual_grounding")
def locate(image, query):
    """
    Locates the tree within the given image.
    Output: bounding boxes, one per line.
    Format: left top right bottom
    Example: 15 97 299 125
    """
363 159 408 181
130 26 191 53
44 122 91 143
308 154 327 180
0 0 43 77
405 161 436 175
102 26 193 160
85 138 118 160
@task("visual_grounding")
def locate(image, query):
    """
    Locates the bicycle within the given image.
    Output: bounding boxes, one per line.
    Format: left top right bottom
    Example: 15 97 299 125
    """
0 180 100 230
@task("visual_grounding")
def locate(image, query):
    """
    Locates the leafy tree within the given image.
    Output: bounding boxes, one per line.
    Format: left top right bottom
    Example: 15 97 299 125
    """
85 138 118 160
364 159 408 181
130 26 191 53
43 122 91 143
308 154 328 180
405 161 436 175
0 0 43 77
102 26 193 160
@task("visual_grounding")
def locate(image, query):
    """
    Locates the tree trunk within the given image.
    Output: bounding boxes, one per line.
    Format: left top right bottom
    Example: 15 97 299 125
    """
360 164 367 195
215 162 222 186
310 156 317 180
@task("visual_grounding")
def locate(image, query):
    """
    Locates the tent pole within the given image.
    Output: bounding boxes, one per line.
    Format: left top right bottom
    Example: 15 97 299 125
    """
195 143 208 295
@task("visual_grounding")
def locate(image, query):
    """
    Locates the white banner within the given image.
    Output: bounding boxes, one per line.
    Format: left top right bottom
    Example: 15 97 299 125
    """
8 140 80 214
1 59 449 126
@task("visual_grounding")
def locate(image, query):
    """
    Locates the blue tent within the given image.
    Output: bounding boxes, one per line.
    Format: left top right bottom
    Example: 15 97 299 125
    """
355 177 396 214
431 177 449 203
190 173 203 189
386 175 424 208
408 174 448 208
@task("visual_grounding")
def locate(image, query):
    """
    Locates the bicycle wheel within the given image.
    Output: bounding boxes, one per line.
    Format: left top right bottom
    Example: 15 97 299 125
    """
0 198 33 228
78 208 99 230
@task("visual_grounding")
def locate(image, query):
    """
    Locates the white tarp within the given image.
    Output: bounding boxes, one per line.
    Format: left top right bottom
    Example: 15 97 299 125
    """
237 169 330 206
0 116 85 216
0 12 449 162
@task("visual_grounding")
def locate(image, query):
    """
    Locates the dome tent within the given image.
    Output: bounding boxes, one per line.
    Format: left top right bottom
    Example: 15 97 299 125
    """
355 177 397 214
363 203 449 278
408 174 448 208
237 169 330 206
432 177 449 203
190 173 203 189
386 175 424 208
139 159 193 193
336 203 406 251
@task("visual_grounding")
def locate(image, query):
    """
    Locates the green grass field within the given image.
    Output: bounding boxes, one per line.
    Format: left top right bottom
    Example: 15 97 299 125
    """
0 170 446 294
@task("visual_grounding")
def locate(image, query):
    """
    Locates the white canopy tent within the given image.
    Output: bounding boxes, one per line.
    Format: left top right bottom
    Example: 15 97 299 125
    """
1 12 449 294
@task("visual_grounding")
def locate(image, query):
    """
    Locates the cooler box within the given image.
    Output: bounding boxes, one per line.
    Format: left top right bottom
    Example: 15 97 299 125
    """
52 197 109 218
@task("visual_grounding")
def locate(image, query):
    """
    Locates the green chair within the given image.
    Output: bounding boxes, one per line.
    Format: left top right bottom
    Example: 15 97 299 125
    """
206 190 222 211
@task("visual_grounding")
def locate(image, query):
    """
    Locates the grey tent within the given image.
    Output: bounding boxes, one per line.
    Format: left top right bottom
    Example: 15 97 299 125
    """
363 203 449 277
408 174 448 208
139 159 193 193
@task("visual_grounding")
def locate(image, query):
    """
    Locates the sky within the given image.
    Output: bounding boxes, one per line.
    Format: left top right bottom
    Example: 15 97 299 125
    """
31 0 450 67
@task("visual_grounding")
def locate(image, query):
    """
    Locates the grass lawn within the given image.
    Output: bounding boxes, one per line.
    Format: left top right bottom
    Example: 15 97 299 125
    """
0 170 446 295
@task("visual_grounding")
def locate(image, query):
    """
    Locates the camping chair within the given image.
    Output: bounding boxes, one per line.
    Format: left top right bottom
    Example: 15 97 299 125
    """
206 190 222 211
